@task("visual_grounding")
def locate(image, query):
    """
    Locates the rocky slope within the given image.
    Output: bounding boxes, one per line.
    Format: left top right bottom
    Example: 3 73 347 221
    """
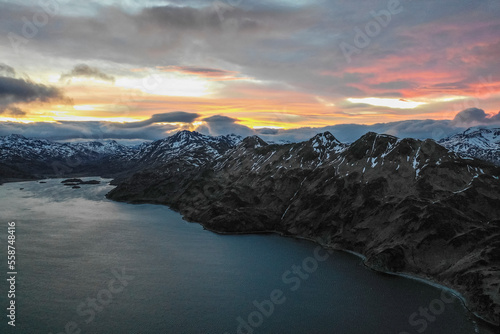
440 127 500 165
0 134 138 180
107 131 500 327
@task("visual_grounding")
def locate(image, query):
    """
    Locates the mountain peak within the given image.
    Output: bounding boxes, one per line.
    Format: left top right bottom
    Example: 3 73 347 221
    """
311 131 339 142
241 136 267 149
216 134 243 146
358 131 379 142
439 127 500 165
309 131 344 155
170 130 202 140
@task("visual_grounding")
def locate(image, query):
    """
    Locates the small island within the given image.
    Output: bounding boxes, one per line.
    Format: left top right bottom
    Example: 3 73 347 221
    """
61 179 101 187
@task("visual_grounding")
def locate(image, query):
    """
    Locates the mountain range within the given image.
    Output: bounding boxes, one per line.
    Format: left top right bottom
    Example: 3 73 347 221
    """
1 129 500 328
0 131 242 182
439 127 500 166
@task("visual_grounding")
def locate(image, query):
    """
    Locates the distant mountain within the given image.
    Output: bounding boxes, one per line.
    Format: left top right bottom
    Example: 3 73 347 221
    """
130 131 242 167
0 134 135 163
439 127 500 165
0 134 137 179
0 131 242 182
72 140 134 156
108 131 500 327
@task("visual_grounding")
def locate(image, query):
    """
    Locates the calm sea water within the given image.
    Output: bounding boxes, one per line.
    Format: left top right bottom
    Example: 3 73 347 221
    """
0 178 489 333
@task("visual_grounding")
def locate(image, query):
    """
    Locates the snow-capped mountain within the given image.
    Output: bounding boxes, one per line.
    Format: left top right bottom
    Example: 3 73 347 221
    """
130 131 242 167
2 129 500 324
0 131 243 180
439 127 500 165
108 130 500 326
0 134 136 163
72 140 134 156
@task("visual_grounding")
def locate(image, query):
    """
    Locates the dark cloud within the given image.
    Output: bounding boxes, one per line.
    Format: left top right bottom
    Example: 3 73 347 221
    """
452 108 500 126
0 77 63 103
116 111 200 128
0 76 68 115
203 115 237 123
256 128 279 135
60 64 116 83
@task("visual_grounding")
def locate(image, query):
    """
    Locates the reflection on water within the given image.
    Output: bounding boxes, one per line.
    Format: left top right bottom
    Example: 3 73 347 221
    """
0 178 491 333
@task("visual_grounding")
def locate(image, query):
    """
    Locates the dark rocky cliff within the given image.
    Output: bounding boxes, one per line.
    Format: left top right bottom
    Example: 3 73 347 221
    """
107 132 500 327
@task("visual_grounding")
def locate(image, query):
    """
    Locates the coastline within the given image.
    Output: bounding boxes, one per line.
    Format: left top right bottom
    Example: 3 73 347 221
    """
0 177 40 185
182 213 500 331
3 177 497 331
103 187 500 331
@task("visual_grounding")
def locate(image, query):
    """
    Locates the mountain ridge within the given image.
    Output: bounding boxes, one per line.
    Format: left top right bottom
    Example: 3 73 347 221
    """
1 130 500 327
106 130 500 328
439 127 500 165
0 131 243 182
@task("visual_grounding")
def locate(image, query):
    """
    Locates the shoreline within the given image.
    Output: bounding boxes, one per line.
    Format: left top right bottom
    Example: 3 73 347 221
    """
4 177 499 331
103 189 500 331
0 177 40 185
189 218 500 331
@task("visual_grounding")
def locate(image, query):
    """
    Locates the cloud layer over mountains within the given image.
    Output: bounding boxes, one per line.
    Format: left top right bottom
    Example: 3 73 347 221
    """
1 108 499 144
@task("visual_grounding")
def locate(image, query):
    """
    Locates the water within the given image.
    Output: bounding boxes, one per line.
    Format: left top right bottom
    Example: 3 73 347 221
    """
0 178 489 333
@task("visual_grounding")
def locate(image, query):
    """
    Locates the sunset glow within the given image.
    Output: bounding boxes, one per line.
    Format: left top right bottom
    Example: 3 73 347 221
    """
0 0 499 141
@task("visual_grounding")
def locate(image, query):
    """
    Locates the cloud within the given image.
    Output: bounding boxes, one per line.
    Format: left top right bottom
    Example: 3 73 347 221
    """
256 128 279 135
196 115 467 143
116 111 200 128
0 64 15 78
490 112 500 122
60 64 116 83
0 121 176 142
0 77 63 104
254 119 469 143
452 108 500 126
0 112 199 141
0 112 486 144
0 2 499 127
0 106 26 117
1 0 499 114
197 115 255 137
0 75 68 116
158 66 246 81
203 115 237 123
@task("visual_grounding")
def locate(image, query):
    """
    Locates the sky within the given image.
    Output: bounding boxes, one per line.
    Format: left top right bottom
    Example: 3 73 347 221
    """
0 0 500 143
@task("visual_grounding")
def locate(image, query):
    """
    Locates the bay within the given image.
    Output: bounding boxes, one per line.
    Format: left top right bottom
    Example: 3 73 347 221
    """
0 178 488 333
